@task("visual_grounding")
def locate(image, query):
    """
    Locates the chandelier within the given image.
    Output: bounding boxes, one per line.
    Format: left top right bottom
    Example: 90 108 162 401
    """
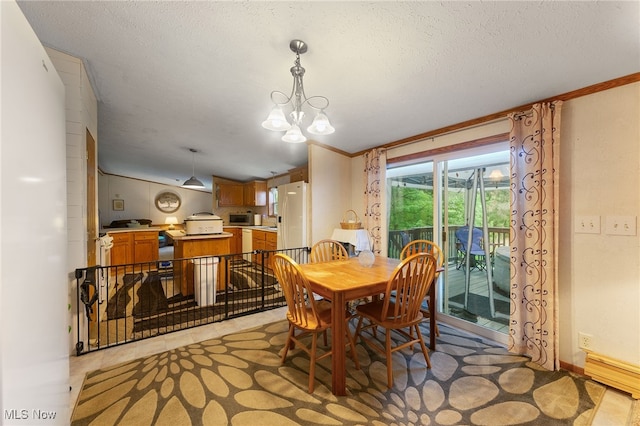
262 39 335 143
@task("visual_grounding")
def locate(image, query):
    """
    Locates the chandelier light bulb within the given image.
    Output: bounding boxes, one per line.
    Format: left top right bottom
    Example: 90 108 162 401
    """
282 124 307 143
262 106 291 131
307 112 335 135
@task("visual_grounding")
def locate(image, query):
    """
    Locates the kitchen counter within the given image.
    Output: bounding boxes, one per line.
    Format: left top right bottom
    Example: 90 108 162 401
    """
166 230 233 241
104 227 163 234
223 225 277 232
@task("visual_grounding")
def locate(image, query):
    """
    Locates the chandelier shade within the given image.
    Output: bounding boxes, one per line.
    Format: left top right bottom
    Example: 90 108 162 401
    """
261 106 291 131
307 112 335 135
282 124 307 143
262 39 334 143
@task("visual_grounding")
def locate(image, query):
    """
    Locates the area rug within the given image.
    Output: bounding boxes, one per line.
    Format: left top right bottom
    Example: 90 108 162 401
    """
449 293 510 325
71 320 605 425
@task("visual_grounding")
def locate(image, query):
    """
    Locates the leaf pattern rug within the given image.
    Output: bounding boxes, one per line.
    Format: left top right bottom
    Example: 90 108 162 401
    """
72 321 605 425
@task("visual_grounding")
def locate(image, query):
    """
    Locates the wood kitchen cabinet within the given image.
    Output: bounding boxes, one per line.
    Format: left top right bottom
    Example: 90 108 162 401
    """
218 183 244 206
109 230 159 270
225 227 242 253
110 232 133 266
243 180 267 206
133 231 159 263
252 229 277 268
288 165 308 183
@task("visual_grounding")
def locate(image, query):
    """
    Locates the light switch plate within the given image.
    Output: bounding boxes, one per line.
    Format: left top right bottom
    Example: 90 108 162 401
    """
575 215 600 234
605 215 637 236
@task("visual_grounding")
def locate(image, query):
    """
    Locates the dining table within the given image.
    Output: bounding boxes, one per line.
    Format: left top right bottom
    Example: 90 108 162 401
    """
299 255 437 396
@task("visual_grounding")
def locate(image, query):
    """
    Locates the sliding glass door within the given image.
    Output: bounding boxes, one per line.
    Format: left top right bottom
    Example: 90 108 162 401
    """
387 143 510 339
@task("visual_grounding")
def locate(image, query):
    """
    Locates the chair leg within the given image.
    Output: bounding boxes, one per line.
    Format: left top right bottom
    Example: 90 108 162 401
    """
414 324 431 369
354 315 364 341
385 329 393 389
281 324 295 364
308 332 318 393
345 321 360 370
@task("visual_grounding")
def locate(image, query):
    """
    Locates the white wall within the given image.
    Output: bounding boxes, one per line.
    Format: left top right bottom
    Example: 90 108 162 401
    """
44 47 98 356
308 144 352 244
99 174 213 227
1 1 69 422
560 82 640 367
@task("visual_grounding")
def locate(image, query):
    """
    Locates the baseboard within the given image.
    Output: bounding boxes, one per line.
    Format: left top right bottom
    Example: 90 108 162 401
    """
559 360 584 376
583 350 640 399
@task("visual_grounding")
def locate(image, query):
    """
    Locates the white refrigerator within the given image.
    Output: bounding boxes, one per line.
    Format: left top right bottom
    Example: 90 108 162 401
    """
277 181 308 250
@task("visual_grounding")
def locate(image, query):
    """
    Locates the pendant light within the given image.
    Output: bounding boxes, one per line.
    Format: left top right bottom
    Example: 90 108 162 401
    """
182 148 205 189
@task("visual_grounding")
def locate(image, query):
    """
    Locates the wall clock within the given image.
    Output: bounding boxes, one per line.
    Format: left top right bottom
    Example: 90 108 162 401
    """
155 191 181 213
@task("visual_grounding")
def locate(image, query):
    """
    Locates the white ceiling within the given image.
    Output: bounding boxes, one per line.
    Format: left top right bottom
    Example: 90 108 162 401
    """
17 1 640 191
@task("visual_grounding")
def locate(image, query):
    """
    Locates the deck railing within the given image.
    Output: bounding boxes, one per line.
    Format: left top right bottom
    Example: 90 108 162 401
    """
388 226 509 260
74 247 309 355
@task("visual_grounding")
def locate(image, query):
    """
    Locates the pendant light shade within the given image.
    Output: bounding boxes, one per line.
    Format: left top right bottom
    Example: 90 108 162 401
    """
182 148 205 189
182 176 205 189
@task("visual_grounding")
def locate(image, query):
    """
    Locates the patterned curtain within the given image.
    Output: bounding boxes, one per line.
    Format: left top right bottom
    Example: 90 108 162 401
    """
508 101 562 371
363 148 387 255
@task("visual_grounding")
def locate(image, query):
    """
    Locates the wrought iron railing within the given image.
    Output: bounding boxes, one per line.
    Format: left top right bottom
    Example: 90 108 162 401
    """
388 226 509 260
75 247 309 355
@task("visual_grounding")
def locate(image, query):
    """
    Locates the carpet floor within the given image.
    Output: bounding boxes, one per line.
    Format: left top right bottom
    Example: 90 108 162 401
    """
72 321 605 425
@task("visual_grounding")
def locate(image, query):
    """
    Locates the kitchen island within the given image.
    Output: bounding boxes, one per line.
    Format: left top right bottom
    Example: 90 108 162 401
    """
166 230 233 295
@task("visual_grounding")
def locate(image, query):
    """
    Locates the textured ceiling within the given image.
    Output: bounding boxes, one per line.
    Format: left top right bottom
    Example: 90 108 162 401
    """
17 1 640 191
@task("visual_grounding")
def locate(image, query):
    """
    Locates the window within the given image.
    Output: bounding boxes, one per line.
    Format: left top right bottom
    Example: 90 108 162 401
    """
268 187 278 217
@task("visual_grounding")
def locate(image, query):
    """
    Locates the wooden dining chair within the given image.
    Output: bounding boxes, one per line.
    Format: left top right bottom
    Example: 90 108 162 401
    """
310 239 349 263
272 253 360 392
354 252 437 388
400 239 443 336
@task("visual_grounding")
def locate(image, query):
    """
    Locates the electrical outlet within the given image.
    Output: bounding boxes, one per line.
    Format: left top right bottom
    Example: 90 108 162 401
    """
575 215 600 234
578 332 593 350
605 216 637 236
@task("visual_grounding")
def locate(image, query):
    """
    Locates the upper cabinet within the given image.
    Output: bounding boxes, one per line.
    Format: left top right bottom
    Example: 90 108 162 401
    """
288 165 308 183
218 183 244 207
217 180 266 207
244 180 267 206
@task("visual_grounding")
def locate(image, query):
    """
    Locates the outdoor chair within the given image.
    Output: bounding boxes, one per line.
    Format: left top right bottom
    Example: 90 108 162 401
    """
400 240 443 336
272 253 360 393
455 226 487 271
354 253 437 388
310 239 349 263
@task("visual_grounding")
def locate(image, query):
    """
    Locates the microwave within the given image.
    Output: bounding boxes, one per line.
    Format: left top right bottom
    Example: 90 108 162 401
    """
228 213 254 226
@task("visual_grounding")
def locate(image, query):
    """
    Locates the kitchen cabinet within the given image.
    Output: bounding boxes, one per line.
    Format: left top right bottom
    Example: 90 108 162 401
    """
225 227 243 253
288 165 308 183
218 183 244 207
110 232 133 266
252 229 277 268
133 231 159 263
244 180 267 206
109 230 160 270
